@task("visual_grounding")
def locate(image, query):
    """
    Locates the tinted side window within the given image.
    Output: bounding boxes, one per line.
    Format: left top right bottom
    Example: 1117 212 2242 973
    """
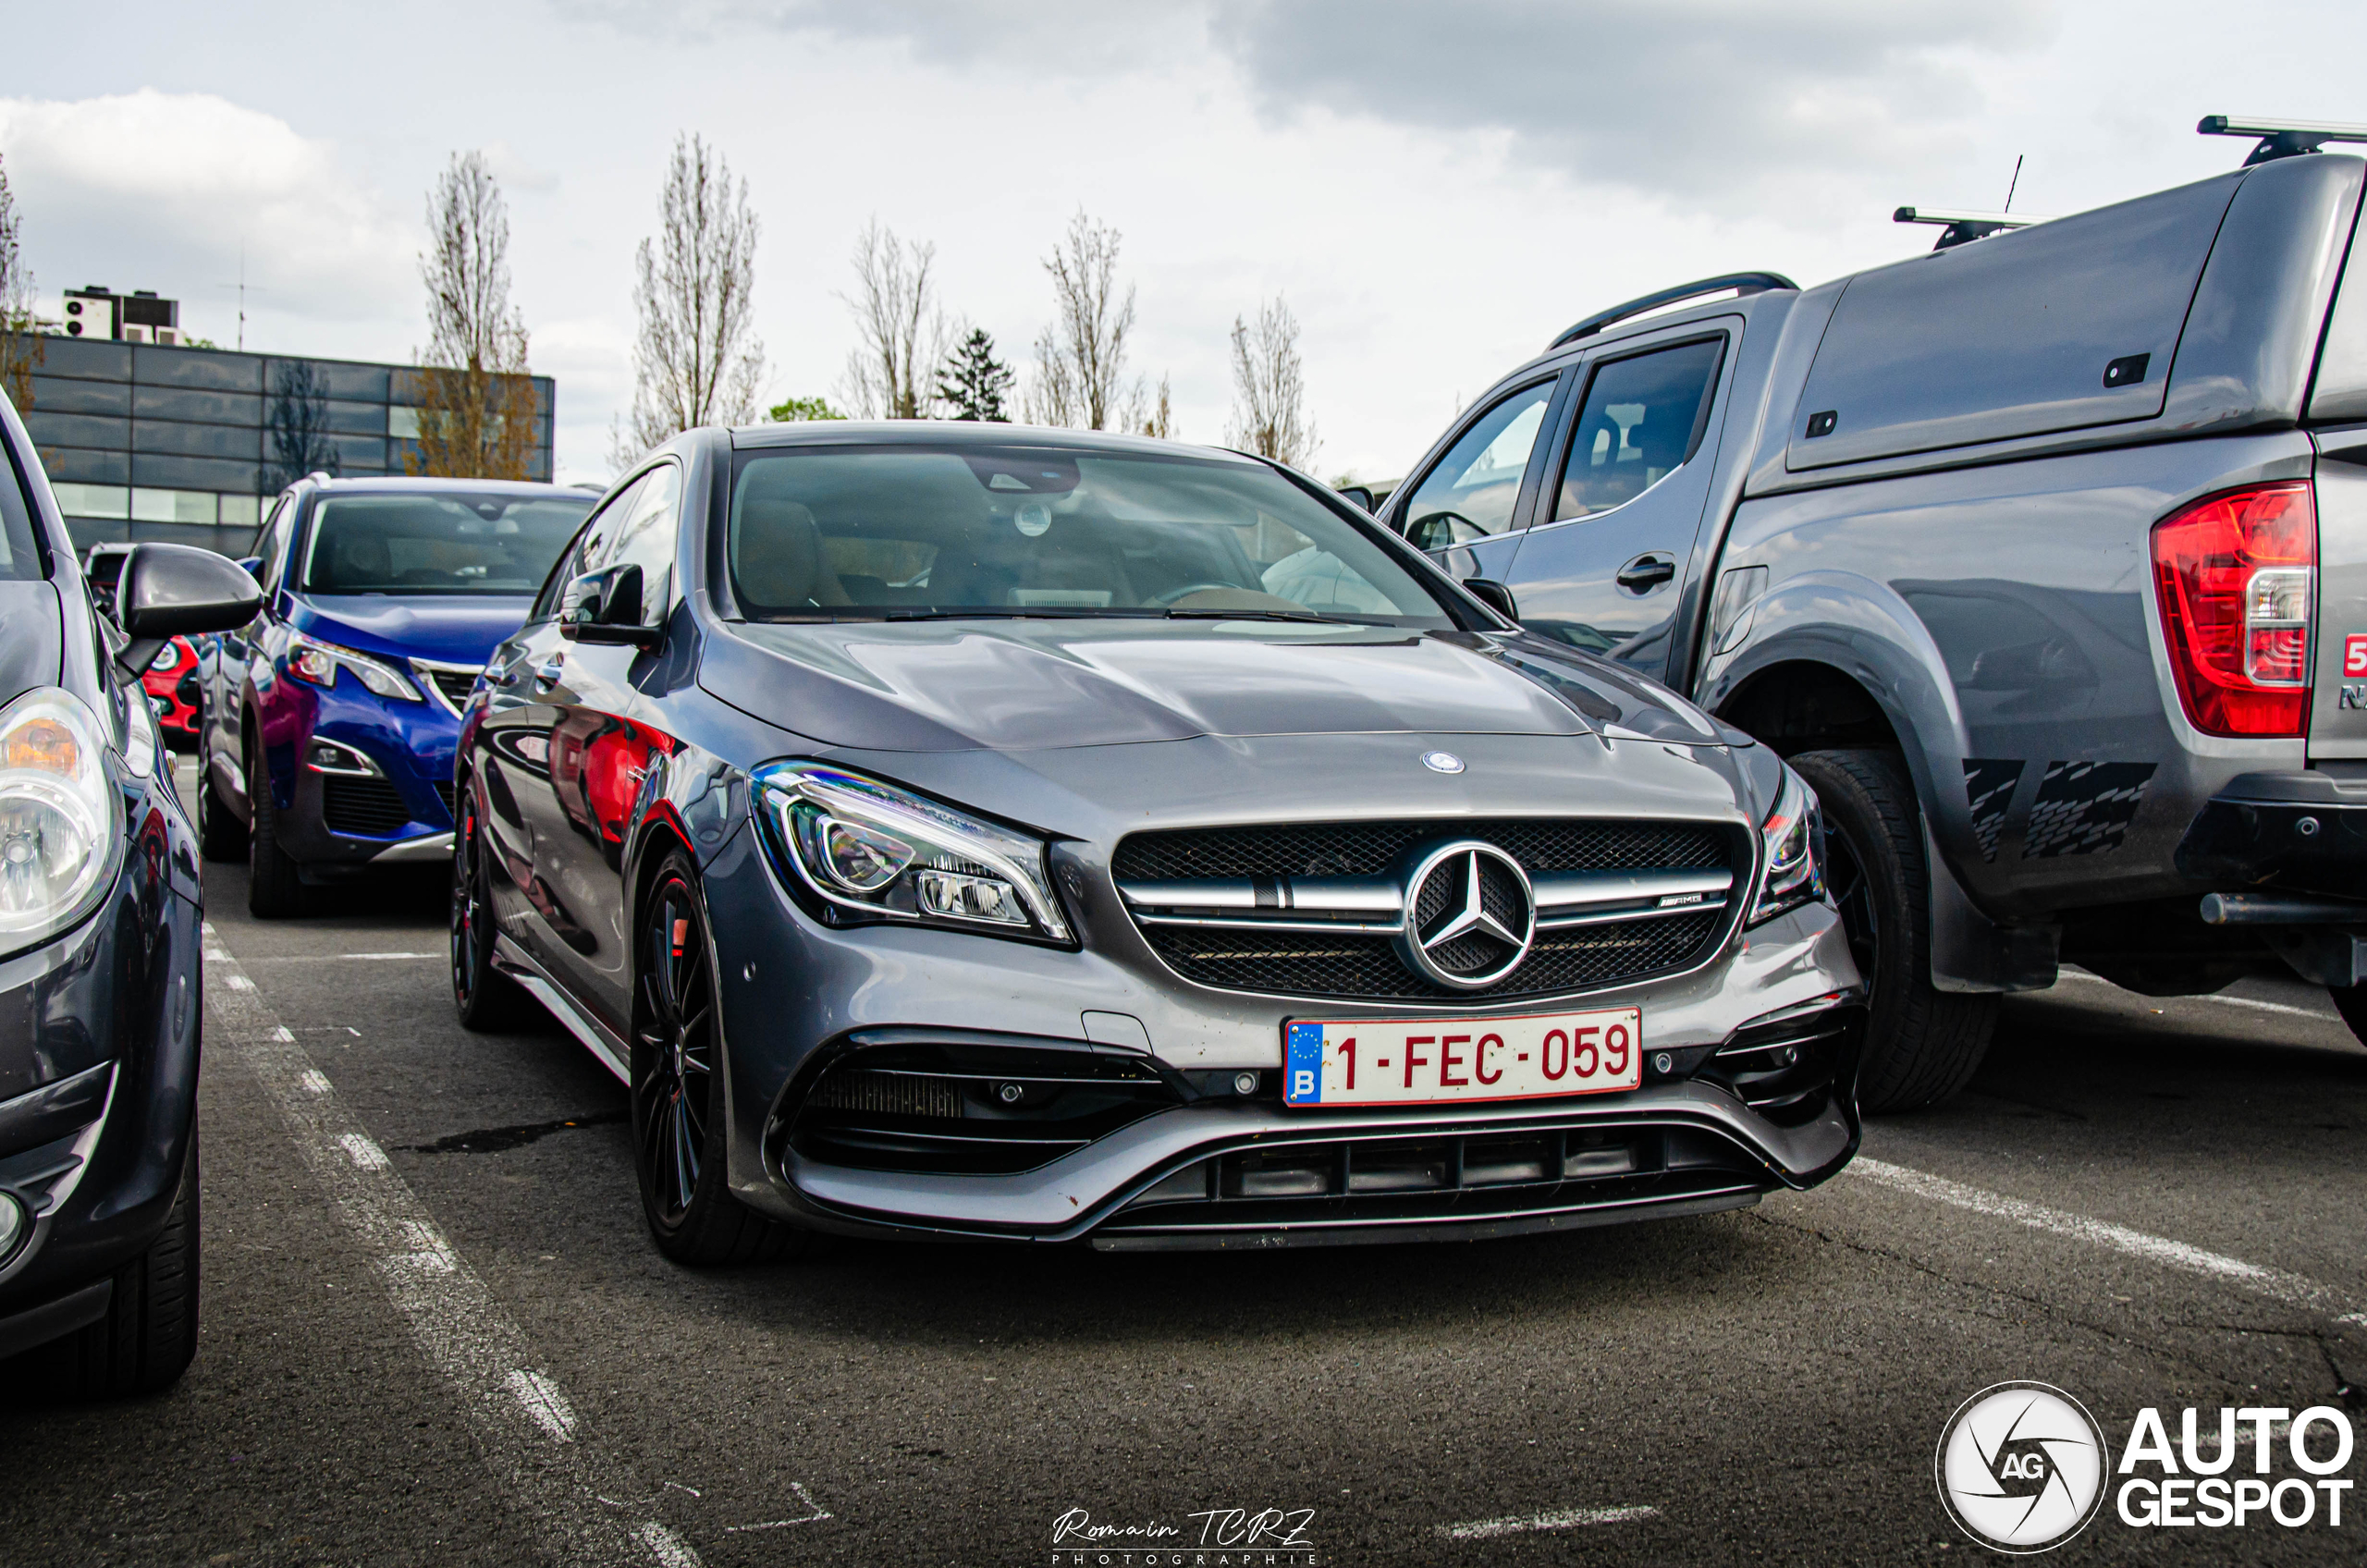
1400 381 1554 550
0 444 46 581
595 464 682 627
1551 339 1724 521
256 498 298 590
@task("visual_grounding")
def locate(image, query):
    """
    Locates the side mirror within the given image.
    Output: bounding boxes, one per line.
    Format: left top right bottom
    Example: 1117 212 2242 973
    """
1337 485 1376 512
114 544 264 676
558 564 661 650
1463 577 1520 624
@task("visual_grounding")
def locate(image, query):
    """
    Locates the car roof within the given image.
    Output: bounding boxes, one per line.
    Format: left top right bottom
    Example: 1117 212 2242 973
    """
298 475 588 497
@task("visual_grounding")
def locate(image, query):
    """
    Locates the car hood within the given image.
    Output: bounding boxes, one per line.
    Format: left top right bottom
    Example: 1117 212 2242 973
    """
703 619 1726 753
291 594 536 667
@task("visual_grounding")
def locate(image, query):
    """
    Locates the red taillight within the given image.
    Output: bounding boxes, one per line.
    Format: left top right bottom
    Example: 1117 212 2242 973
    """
2151 482 2315 737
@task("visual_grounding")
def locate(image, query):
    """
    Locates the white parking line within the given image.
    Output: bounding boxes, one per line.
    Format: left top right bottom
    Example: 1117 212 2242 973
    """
1849 1157 2361 1320
1437 1504 1661 1539
2054 969 2335 1021
204 922 742 1566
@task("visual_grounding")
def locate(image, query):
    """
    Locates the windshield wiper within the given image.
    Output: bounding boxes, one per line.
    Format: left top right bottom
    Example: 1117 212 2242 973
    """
1162 607 1356 624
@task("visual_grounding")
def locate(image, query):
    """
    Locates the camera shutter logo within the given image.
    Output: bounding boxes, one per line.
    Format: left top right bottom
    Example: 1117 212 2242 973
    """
1935 1381 2110 1553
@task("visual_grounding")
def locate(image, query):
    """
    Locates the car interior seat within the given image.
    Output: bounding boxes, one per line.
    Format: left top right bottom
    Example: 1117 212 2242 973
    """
731 497 852 610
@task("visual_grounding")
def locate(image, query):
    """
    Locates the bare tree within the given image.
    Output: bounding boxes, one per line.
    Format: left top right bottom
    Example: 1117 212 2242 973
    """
1024 211 1137 430
840 220 945 420
409 152 539 480
615 134 765 467
1225 296 1317 469
263 361 341 493
1139 374 1176 439
0 154 43 413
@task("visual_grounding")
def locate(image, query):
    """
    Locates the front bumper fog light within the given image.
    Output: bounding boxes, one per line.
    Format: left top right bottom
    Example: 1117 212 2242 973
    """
0 1190 25 1264
917 869 1027 925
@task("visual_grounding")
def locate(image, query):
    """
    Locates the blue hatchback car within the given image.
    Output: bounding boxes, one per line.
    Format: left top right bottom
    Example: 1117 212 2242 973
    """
196 476 594 914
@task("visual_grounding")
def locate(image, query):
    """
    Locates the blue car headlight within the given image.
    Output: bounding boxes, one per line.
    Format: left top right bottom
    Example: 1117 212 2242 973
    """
285 628 423 702
752 761 1071 942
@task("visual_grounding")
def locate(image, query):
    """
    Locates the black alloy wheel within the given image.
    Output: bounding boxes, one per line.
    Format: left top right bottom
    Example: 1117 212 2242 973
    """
450 777 534 1032
1788 748 1996 1113
629 848 801 1265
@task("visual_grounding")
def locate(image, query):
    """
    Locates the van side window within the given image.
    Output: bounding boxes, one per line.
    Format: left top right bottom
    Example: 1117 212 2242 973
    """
1400 380 1554 550
1551 339 1724 521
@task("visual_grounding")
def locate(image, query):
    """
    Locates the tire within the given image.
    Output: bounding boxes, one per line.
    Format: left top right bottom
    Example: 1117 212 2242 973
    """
246 738 306 919
450 775 536 1033
630 848 803 1266
1790 748 1997 1113
195 757 247 862
63 1121 202 1398
2329 985 2367 1047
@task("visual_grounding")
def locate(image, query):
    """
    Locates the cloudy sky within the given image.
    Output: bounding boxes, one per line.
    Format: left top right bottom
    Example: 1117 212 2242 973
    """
0 2 2356 484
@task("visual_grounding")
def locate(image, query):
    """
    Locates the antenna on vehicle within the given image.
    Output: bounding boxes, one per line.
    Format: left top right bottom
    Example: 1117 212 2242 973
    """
2003 154 2024 214
2199 116 2367 165
1893 207 2046 251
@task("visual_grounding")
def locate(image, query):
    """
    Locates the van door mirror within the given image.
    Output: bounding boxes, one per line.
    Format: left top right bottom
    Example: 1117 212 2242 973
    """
114 543 266 677
1463 577 1521 623
558 564 661 650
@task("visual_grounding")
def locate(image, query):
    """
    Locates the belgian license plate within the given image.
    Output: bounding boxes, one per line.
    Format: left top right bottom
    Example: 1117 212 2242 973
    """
1282 1008 1642 1108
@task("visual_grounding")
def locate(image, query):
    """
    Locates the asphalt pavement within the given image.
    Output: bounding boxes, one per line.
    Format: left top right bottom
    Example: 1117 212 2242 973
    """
3 757 2363 1565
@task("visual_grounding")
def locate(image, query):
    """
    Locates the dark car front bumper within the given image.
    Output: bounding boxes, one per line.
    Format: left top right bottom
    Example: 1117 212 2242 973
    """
0 862 202 1359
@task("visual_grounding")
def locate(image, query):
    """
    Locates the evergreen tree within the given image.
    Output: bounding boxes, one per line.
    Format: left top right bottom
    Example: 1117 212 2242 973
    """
936 328 1014 423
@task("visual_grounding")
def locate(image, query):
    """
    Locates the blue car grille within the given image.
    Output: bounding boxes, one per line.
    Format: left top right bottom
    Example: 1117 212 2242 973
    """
322 776 411 837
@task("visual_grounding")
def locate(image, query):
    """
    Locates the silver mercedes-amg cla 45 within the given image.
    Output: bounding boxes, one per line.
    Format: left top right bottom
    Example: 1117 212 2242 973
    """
449 422 1863 1259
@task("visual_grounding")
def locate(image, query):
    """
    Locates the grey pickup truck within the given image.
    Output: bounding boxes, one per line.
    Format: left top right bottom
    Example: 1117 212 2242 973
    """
1376 117 2367 1110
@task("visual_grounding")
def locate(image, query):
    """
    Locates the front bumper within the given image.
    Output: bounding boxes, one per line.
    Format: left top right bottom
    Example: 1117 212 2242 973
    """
0 854 202 1346
704 821 1864 1246
267 678 461 868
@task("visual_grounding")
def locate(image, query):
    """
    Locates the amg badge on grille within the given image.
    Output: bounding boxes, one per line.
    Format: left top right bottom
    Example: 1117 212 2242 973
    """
1394 841 1535 989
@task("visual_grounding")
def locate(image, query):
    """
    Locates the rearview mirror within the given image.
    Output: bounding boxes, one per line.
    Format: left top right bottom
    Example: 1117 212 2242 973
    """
114 543 264 676
558 564 662 650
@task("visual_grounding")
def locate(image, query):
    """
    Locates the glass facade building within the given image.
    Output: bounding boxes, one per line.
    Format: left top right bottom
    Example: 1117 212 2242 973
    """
18 336 557 557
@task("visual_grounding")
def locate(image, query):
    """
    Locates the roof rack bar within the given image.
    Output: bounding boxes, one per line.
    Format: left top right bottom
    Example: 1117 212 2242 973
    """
2199 115 2367 166
1550 272 1797 349
1894 206 2048 251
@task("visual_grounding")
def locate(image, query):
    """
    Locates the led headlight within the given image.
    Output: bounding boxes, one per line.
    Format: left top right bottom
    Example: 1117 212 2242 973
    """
285 629 423 702
1748 763 1825 926
753 762 1070 941
0 687 124 954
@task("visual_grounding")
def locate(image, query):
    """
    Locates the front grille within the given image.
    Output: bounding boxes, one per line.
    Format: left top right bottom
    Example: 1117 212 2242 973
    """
322 775 413 837
1115 818 1739 1003
423 666 480 710
1114 819 1726 882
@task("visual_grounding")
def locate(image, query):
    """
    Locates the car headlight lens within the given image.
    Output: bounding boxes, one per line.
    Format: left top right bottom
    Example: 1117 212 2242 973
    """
0 688 122 951
1748 764 1825 926
753 762 1070 941
285 630 422 702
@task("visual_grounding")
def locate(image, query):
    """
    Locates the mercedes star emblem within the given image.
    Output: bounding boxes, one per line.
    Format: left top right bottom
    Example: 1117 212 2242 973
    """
1395 839 1536 989
1421 750 1466 774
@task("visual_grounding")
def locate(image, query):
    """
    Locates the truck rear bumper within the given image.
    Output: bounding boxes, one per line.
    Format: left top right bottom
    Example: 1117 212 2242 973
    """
2174 769 2367 900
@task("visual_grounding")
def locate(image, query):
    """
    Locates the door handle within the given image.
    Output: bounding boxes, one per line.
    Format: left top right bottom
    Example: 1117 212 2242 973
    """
533 655 565 691
1616 553 1677 593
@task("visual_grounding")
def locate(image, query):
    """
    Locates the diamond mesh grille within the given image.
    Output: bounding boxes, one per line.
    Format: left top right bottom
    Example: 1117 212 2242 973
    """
1117 818 1738 1002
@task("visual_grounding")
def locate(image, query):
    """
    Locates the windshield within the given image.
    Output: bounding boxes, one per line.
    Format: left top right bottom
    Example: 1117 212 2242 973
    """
726 445 1452 625
301 493 591 595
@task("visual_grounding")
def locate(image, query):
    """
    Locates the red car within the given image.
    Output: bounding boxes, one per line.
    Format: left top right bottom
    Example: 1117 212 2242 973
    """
84 544 203 750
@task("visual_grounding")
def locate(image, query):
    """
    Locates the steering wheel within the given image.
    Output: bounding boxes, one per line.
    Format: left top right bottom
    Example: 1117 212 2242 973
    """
1147 582 1244 607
